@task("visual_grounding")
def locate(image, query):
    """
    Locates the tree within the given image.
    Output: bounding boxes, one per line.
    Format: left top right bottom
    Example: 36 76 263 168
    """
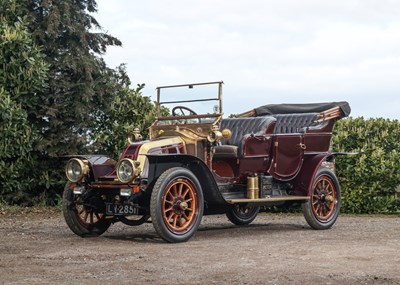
16 0 122 156
1 0 161 204
89 65 160 157
0 2 48 203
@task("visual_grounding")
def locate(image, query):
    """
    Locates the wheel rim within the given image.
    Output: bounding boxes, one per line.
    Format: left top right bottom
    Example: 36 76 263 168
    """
73 196 106 226
234 204 256 217
311 175 337 222
162 178 198 234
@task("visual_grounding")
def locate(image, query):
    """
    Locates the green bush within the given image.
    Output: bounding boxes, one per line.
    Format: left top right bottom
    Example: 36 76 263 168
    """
333 117 400 213
0 88 40 204
0 5 48 204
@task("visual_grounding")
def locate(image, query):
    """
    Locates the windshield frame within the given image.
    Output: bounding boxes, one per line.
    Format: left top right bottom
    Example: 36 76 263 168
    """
155 81 224 118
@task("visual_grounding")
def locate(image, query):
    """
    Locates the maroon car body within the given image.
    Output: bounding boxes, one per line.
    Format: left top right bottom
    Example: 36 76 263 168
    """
63 81 351 242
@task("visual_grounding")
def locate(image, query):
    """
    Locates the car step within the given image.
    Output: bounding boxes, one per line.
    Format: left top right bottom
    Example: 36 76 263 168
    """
226 196 310 204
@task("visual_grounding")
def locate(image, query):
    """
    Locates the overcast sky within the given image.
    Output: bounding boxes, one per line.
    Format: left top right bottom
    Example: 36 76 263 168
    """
95 0 400 119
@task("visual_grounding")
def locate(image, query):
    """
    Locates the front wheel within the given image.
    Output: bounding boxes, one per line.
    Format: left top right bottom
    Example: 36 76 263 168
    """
302 168 341 230
150 167 204 243
226 204 260 225
62 182 111 237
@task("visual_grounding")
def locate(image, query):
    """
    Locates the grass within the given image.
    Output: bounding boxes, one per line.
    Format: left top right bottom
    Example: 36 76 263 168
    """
0 203 61 218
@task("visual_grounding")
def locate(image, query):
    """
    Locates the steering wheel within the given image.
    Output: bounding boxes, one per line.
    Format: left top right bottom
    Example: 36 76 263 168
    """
171 106 200 124
172 106 198 117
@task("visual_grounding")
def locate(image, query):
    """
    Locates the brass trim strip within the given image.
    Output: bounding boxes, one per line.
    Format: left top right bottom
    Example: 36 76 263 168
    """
136 137 185 169
226 196 310 204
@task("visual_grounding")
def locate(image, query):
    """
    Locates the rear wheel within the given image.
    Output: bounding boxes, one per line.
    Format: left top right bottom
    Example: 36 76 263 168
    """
226 204 260 225
150 167 204 243
62 182 111 237
302 168 341 230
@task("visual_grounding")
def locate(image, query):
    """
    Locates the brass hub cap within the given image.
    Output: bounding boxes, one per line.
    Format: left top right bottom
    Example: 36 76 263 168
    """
179 201 189 211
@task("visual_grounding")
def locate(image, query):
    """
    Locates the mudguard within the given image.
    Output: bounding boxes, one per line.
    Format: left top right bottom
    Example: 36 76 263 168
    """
291 153 333 196
146 154 226 206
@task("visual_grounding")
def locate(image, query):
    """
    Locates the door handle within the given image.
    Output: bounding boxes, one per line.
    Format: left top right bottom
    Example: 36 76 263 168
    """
297 143 306 150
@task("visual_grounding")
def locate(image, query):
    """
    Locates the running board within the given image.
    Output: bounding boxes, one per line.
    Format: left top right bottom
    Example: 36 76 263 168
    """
226 196 310 204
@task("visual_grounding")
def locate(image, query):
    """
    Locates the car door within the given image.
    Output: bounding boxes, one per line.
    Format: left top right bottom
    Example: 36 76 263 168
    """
268 134 304 180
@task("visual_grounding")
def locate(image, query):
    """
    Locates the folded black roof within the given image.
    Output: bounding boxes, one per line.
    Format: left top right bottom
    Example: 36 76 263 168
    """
254 101 351 118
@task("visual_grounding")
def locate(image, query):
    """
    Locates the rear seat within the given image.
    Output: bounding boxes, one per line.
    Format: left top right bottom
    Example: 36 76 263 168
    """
273 113 319 134
213 117 276 158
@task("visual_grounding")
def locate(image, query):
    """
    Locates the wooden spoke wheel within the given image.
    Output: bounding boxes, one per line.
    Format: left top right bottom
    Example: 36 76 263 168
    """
302 168 341 230
162 179 197 233
62 182 111 237
311 176 336 220
151 167 204 243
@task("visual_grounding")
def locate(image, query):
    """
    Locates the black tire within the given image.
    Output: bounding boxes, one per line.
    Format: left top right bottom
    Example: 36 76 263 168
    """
150 167 204 243
119 214 150 226
62 181 111 237
226 204 260 225
302 168 341 230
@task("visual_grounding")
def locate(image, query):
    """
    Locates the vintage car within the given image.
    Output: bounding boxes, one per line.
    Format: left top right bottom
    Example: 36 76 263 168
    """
63 81 351 242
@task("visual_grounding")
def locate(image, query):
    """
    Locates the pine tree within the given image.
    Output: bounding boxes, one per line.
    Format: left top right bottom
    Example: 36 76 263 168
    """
19 0 122 156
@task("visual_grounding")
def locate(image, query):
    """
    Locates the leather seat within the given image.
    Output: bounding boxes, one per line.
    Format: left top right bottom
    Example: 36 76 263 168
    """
273 113 318 134
213 117 276 158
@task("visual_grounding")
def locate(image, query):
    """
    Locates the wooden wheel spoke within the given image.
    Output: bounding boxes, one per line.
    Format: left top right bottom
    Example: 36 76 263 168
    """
173 215 178 227
319 205 325 217
165 205 174 212
182 212 190 221
179 217 185 227
82 212 89 222
184 197 193 203
172 184 178 197
321 179 327 190
167 190 175 200
78 208 85 216
178 183 184 196
182 188 190 198
167 212 174 221
165 199 173 205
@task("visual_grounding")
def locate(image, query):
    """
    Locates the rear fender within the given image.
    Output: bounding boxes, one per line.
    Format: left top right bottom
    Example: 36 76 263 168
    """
291 153 331 196
146 154 226 205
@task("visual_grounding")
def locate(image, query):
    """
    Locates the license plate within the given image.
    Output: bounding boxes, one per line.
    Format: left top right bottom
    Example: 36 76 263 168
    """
106 203 139 215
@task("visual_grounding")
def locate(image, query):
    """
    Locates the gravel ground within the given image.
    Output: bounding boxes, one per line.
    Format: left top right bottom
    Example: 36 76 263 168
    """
0 211 399 285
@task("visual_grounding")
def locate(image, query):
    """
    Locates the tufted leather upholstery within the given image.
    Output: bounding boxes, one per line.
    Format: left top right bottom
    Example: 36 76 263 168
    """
213 117 276 158
273 113 318 134
220 117 276 146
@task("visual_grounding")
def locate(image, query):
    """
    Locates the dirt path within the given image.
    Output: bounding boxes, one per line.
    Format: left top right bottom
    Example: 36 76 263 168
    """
0 212 399 285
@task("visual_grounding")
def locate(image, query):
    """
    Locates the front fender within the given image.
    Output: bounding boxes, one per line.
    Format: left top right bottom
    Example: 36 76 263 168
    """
146 154 226 205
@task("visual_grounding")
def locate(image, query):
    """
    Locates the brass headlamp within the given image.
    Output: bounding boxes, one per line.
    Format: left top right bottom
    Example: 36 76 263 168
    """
65 158 90 182
116 158 141 183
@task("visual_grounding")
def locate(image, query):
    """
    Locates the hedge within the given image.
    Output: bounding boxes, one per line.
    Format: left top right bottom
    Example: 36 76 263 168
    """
332 117 400 213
